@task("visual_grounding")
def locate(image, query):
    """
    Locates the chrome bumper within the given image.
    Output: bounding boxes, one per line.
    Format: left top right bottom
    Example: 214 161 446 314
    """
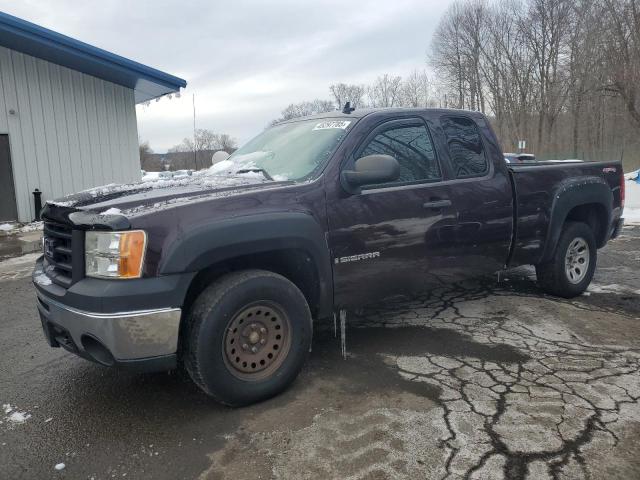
36 292 181 364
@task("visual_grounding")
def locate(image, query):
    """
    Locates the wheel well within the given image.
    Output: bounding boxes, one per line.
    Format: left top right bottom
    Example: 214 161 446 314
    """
181 249 322 321
565 203 608 247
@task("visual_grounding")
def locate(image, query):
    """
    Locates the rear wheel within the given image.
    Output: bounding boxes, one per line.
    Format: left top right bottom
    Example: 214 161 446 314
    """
535 221 596 298
183 270 312 406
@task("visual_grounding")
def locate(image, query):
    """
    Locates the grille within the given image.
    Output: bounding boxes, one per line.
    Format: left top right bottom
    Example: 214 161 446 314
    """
43 220 77 288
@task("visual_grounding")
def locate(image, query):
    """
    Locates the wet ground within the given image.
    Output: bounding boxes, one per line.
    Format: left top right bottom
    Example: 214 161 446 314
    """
1 226 639 479
0 227 42 260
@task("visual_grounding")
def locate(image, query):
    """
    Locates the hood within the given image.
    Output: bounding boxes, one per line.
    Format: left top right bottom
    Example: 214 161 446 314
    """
45 168 293 223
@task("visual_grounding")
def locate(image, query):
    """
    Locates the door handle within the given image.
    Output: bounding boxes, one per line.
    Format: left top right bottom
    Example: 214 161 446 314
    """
423 199 452 209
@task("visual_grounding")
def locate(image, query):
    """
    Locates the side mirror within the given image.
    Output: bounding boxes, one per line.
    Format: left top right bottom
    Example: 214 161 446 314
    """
341 154 400 193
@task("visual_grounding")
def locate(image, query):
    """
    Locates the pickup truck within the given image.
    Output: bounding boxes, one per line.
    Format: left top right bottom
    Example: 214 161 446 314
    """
32 108 625 406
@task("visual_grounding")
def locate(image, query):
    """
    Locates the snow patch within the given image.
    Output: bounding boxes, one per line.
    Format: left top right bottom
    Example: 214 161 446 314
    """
588 283 640 295
54 463 65 471
141 171 162 181
2 404 31 426
0 253 41 270
45 154 283 210
625 180 640 225
0 221 43 234
208 159 235 174
19 221 43 233
33 271 52 286
8 411 30 423
100 207 122 215
46 199 75 207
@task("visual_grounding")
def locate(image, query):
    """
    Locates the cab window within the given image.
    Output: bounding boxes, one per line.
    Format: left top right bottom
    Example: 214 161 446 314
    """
359 124 440 187
441 116 488 178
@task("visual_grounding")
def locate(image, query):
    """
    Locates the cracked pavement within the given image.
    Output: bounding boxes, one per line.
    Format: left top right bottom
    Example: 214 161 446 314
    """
1 226 639 479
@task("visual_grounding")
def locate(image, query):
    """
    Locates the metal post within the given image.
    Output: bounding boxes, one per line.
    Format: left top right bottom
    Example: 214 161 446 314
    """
33 188 42 221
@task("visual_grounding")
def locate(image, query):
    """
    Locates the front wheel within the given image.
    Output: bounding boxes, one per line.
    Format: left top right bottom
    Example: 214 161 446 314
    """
535 221 597 298
183 270 312 406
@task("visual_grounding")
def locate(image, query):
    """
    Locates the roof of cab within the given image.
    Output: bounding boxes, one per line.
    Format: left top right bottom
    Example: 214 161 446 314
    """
277 107 485 125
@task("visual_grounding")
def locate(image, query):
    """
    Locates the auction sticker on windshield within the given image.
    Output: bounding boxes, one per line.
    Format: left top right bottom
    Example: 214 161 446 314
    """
313 121 351 130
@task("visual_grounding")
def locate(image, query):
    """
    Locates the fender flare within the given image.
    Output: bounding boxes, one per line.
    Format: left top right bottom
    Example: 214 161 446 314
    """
159 212 334 318
541 177 612 262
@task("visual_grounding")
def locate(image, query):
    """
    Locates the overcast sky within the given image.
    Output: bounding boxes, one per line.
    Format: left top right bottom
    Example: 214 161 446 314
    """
2 0 452 152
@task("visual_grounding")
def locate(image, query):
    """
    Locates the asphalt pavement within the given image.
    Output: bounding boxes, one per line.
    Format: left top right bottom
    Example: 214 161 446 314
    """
1 226 639 479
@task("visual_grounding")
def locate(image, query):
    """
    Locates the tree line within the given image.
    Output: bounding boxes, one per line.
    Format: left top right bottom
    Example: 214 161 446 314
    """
140 129 238 172
270 71 436 123
272 0 640 170
430 0 640 168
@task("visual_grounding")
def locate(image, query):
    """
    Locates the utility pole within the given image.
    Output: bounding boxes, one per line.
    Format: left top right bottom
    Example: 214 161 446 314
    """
193 93 198 170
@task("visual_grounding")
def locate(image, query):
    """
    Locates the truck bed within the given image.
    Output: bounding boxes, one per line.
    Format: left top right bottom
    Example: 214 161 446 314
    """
508 161 624 266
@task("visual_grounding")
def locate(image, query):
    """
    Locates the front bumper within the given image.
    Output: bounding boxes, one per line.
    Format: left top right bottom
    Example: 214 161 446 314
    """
32 257 191 372
36 292 180 370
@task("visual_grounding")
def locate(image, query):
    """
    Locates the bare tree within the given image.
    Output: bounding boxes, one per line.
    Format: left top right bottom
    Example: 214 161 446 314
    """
169 129 237 154
139 140 161 171
268 0 640 171
401 70 432 107
601 0 640 128
368 74 403 107
139 140 152 159
329 83 366 109
168 129 238 170
210 133 238 153
271 99 335 124
430 2 469 108
520 0 573 150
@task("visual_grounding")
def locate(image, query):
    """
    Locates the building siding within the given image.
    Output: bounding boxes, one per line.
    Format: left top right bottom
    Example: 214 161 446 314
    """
0 45 140 222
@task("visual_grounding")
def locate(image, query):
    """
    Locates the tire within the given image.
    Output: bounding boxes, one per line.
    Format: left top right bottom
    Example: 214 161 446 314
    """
535 221 597 298
183 269 312 406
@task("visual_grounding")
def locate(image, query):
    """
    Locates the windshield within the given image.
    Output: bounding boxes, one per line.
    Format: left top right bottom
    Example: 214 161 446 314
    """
227 118 352 181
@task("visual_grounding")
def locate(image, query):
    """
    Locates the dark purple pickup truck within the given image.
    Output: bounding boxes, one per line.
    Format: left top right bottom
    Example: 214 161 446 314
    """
32 108 625 405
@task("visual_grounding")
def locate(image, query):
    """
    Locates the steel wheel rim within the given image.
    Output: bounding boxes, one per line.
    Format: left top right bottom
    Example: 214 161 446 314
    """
564 237 590 284
222 302 292 381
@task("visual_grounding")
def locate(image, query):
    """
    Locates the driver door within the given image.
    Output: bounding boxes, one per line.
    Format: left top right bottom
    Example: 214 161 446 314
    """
326 118 457 308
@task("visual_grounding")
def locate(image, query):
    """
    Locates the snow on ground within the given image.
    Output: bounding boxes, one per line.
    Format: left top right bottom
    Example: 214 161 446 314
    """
2 404 31 427
0 252 41 270
19 221 43 233
141 171 162 181
588 283 640 295
0 221 43 235
624 169 638 180
626 179 640 225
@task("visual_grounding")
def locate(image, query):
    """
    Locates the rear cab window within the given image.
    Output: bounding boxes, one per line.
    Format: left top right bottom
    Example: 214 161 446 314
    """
440 116 488 178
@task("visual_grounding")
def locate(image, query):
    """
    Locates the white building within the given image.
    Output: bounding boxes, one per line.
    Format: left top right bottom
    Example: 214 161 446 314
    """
0 12 186 222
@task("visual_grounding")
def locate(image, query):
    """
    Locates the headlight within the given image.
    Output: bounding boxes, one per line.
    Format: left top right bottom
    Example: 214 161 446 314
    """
85 230 147 279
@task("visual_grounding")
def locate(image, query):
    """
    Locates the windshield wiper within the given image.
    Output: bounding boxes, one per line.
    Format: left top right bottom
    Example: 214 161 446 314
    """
236 168 274 181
